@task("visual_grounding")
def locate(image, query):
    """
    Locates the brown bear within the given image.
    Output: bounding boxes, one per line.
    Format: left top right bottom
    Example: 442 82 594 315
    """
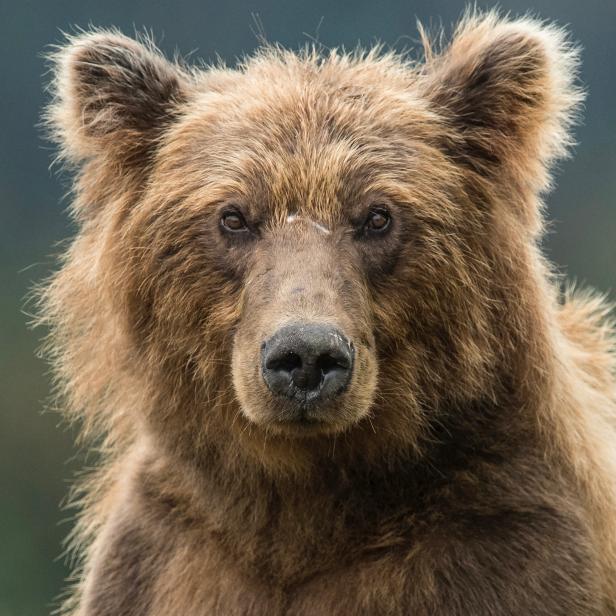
40 10 616 615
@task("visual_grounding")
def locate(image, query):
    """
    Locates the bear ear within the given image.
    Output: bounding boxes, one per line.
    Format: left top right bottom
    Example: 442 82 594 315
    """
47 30 191 167
421 12 583 197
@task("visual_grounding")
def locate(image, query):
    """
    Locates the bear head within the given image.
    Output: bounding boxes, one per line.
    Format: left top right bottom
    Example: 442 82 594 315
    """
45 13 581 471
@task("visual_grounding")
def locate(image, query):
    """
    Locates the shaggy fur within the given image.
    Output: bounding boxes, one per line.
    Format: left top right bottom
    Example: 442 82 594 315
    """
40 11 616 615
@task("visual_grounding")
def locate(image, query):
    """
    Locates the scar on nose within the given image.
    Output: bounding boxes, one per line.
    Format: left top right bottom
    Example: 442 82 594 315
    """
291 287 305 294
285 214 331 235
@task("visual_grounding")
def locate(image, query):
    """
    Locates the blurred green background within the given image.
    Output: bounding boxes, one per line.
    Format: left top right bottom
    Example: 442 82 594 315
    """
0 0 614 614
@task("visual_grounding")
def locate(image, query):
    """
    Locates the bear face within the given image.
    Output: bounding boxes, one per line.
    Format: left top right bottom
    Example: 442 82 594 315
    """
45 14 582 471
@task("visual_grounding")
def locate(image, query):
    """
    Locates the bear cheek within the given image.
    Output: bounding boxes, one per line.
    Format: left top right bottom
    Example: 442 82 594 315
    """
335 345 378 427
230 326 264 423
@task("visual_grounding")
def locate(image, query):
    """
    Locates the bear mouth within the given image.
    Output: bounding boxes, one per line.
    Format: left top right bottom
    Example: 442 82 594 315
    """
242 398 349 437
272 401 335 429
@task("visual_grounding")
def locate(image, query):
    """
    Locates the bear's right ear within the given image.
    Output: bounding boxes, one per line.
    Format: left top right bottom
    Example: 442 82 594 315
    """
47 31 190 167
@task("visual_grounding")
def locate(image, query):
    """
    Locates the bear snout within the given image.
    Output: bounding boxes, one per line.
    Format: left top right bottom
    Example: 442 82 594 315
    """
261 323 354 413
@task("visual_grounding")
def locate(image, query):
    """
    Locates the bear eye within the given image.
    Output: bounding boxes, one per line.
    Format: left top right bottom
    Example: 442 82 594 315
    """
363 207 391 234
221 210 248 233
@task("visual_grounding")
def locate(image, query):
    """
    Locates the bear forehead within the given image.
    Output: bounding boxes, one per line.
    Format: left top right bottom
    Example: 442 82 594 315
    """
154 54 440 219
178 50 435 151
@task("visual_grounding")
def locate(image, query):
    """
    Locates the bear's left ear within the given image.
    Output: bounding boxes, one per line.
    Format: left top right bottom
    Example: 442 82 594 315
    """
47 30 191 168
421 13 583 197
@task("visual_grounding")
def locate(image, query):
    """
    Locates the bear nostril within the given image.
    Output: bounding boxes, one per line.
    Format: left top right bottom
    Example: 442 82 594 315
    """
261 323 354 404
266 352 302 374
316 352 348 375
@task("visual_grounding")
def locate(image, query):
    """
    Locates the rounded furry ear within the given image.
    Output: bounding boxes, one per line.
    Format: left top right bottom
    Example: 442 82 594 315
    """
47 30 190 167
421 12 584 196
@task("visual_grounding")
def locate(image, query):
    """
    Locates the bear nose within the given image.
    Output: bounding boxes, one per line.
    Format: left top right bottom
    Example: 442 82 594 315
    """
261 324 354 404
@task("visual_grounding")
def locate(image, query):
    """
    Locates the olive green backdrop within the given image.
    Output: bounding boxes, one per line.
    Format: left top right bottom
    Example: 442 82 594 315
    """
1 0 614 614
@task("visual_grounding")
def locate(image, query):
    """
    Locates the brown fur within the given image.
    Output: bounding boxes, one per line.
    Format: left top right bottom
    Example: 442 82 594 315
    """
40 10 616 615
